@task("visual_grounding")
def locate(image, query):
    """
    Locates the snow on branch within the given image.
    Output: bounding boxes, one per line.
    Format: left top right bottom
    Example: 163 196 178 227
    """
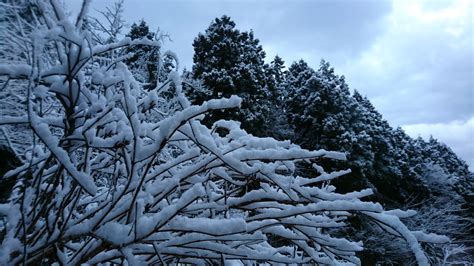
0 1 447 265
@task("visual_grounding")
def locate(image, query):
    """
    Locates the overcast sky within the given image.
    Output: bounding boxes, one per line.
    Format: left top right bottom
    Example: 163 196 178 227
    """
68 0 473 169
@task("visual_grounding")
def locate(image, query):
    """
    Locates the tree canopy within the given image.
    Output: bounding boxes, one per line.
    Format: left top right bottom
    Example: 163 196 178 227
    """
0 2 471 265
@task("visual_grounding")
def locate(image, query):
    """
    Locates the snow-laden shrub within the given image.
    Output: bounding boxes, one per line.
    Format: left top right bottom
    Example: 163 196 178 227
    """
0 1 448 264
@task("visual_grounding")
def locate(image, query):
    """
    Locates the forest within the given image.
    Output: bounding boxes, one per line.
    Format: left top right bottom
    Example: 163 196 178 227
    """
0 0 472 265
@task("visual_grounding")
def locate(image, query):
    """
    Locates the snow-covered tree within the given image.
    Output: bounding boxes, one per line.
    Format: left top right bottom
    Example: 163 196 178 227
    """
0 1 449 265
262 55 292 140
124 20 162 90
84 0 125 45
267 55 286 86
0 0 42 155
279 59 472 263
191 15 270 135
352 163 473 265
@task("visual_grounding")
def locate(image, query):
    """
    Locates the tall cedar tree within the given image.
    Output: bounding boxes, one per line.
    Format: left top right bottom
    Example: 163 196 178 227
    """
263 55 291 139
125 20 160 90
191 16 269 135
282 58 472 263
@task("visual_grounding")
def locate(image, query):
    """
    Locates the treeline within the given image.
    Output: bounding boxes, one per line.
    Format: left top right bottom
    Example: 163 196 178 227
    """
2 4 467 261
122 16 473 263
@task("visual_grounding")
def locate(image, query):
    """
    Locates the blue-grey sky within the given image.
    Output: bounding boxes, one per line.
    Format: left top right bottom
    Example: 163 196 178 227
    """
68 0 473 169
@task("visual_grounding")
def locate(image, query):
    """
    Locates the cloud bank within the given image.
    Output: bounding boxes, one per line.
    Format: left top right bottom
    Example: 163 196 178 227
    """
66 0 473 168
339 0 473 126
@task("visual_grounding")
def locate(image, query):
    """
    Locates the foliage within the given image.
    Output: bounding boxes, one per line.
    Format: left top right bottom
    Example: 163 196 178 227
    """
191 15 270 135
0 1 450 265
181 10 472 264
125 20 161 90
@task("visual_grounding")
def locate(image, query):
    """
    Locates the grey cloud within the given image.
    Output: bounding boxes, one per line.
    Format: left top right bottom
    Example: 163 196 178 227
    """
337 1 473 126
76 0 471 125
66 0 473 166
355 35 472 125
69 0 471 125
111 0 392 69
256 0 392 59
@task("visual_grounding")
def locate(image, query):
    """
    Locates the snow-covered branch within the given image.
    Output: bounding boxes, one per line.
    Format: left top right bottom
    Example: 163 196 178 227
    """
0 1 448 265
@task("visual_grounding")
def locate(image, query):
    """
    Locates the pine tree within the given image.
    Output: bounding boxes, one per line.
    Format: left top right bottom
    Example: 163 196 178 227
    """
125 20 160 90
263 55 291 139
424 136 470 177
271 56 472 264
284 59 316 143
265 55 286 93
191 15 269 135
283 59 434 205
286 59 352 151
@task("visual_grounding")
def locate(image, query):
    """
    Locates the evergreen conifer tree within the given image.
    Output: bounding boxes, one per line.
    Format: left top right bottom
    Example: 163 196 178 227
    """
191 16 269 135
125 20 160 90
263 55 291 139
